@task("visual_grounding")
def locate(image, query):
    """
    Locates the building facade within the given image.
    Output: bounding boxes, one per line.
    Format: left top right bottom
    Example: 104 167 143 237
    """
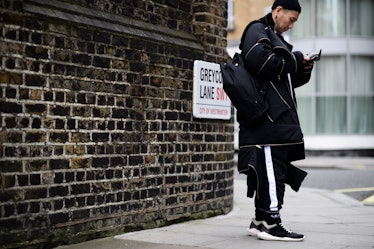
291 0 374 154
227 0 374 155
0 0 234 248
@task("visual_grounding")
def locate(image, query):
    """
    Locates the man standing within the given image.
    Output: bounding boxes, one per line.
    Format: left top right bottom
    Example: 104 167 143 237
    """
237 0 315 242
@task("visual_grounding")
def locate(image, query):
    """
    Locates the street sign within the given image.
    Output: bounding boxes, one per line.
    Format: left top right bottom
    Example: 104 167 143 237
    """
193 60 231 120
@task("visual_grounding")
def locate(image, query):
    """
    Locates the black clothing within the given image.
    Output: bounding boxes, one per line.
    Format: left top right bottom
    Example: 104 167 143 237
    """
238 13 311 149
237 13 312 223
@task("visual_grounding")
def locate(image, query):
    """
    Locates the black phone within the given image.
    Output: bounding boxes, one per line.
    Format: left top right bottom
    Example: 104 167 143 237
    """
308 49 322 61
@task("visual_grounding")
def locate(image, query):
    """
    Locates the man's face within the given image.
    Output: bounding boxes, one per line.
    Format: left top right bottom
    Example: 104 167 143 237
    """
274 7 300 34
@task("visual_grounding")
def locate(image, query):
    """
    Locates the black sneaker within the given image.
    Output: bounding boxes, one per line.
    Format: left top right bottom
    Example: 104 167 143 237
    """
257 221 304 241
246 218 263 236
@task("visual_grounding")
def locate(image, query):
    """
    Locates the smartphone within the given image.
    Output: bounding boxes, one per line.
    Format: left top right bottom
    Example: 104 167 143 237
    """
308 49 322 61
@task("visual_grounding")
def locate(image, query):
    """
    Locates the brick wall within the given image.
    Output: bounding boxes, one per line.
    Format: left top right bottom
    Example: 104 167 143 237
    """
0 0 234 248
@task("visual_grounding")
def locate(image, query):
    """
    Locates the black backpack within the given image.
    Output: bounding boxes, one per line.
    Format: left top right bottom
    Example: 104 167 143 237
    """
220 53 268 122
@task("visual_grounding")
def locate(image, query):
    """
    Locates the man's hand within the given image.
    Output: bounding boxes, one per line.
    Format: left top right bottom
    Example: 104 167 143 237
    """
303 56 314 72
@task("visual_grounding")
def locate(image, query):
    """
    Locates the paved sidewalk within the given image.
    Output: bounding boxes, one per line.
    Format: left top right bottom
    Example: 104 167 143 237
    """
56 158 374 249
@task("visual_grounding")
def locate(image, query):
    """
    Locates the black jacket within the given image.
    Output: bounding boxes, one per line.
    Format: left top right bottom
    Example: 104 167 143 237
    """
238 13 312 154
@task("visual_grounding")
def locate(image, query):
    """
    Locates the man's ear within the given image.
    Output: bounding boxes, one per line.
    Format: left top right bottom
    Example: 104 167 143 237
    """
274 6 283 16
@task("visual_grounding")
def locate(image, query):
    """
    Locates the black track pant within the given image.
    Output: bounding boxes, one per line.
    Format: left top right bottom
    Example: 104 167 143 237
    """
255 146 289 224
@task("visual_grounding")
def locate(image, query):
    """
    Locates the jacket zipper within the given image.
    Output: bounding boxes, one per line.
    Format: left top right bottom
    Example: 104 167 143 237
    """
278 58 285 80
269 81 291 109
266 113 274 122
258 53 274 75
244 38 270 61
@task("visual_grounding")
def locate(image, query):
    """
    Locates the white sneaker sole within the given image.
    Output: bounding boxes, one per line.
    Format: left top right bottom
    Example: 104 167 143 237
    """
257 231 304 242
246 227 261 237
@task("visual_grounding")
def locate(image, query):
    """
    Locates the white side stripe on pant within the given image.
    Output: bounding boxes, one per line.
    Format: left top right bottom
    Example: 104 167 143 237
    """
264 146 278 212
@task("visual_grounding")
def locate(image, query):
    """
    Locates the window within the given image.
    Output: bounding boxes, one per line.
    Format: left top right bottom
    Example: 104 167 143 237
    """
297 97 313 134
316 0 346 36
349 56 374 134
292 0 374 136
316 56 346 93
350 0 374 36
293 0 374 37
350 56 374 94
316 56 347 134
297 55 374 135
350 96 374 134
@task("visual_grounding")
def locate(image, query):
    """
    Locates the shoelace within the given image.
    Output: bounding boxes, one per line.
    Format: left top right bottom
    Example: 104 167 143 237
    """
279 223 293 234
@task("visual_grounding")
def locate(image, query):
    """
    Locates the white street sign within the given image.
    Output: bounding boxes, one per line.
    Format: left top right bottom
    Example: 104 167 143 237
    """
193 60 231 120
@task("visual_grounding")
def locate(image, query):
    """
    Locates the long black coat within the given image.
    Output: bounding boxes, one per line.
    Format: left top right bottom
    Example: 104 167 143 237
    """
238 13 312 152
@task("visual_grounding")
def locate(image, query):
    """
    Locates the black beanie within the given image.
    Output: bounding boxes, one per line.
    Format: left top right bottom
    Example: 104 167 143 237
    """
272 0 302 13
